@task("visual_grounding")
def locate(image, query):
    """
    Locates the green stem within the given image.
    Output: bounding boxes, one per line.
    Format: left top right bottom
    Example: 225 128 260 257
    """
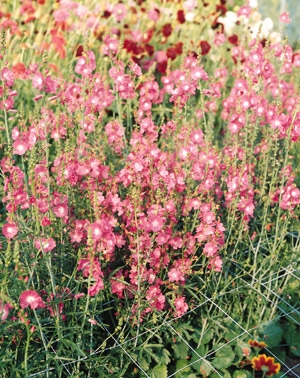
33 309 49 378
23 323 31 375
3 107 11 146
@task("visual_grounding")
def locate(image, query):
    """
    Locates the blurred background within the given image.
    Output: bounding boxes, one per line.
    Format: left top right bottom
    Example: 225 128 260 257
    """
258 0 299 47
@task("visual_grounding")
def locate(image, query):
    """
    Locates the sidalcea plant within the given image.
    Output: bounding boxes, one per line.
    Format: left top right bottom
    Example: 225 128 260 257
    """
0 0 299 376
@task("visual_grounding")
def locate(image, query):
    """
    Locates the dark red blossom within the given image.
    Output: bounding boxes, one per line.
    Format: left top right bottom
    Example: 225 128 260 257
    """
144 44 154 56
216 4 227 15
142 29 153 43
102 10 111 18
228 34 239 45
75 45 84 57
156 61 167 74
199 40 211 55
177 10 185 24
162 23 172 38
123 39 144 55
212 18 224 32
167 47 177 60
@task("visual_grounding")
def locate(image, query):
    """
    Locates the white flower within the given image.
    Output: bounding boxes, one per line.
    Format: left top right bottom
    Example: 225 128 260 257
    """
250 17 274 38
248 0 258 8
218 11 238 34
185 12 195 22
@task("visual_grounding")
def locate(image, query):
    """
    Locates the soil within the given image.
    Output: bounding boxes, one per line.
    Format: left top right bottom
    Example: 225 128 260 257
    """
281 356 300 377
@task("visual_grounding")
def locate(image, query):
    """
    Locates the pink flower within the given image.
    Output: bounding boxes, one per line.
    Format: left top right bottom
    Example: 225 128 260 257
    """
280 11 291 24
90 221 102 242
146 285 165 311
148 214 165 233
13 139 28 155
53 204 68 218
148 9 160 21
32 72 44 90
75 51 96 76
0 300 13 321
2 223 18 239
168 268 185 283
88 277 104 296
53 8 70 22
112 4 127 22
34 238 56 252
130 61 142 76
156 231 171 245
1 68 14 87
214 32 226 46
203 242 218 257
111 279 126 298
237 5 251 18
174 297 188 317
74 293 84 300
209 256 223 272
20 290 46 310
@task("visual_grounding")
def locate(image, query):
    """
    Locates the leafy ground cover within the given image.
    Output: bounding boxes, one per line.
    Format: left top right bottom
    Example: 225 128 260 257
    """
0 0 300 377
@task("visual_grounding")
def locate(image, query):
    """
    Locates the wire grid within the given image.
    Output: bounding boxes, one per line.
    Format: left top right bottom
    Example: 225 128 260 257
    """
28 259 300 378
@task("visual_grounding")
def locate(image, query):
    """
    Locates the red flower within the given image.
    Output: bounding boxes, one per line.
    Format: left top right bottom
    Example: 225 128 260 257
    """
162 23 172 38
251 354 281 376
248 339 267 349
228 34 239 45
12 62 27 78
199 41 211 55
177 10 185 24
20 290 46 310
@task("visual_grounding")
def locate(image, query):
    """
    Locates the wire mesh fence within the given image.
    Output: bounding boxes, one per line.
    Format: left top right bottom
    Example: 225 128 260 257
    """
26 253 300 378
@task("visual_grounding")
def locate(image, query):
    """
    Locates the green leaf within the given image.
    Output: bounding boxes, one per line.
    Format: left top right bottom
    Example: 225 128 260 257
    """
284 324 300 356
175 359 192 377
199 359 213 376
201 328 214 345
190 345 207 372
151 364 167 378
235 339 251 360
233 370 249 378
257 321 283 348
211 371 231 378
172 341 189 359
212 345 235 370
59 339 85 357
138 358 150 371
269 347 286 363
160 348 171 365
